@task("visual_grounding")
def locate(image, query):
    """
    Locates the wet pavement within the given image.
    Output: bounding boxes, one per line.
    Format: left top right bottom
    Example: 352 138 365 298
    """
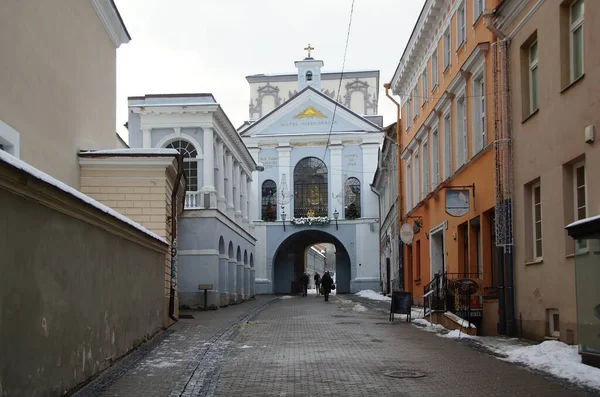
73 293 599 396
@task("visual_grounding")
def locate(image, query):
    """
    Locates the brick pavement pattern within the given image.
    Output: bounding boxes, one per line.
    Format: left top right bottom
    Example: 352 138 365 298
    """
73 294 599 397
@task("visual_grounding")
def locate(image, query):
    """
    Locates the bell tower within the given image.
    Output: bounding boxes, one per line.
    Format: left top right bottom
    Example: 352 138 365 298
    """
295 43 324 91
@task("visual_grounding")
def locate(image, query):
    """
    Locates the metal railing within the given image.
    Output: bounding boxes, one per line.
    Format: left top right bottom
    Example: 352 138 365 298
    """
293 206 328 218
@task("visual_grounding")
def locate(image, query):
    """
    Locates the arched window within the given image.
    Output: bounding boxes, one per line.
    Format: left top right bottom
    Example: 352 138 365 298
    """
294 157 328 218
261 180 277 221
306 70 313 82
344 177 361 219
165 140 198 192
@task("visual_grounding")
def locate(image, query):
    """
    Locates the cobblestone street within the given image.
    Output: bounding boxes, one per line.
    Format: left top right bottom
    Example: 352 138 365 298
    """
74 294 599 397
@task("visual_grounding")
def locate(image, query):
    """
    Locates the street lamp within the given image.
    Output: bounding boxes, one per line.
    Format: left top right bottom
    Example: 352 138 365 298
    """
281 208 287 232
333 209 339 230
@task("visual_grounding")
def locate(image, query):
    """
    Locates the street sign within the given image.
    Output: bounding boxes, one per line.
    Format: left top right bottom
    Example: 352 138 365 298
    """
400 223 414 245
445 189 470 217
198 284 213 290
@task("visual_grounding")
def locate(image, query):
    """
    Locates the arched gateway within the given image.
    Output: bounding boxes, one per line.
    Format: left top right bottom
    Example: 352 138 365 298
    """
272 229 351 294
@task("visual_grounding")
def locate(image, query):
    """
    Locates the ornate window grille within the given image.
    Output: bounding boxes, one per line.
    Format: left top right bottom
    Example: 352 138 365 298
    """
165 140 198 191
261 180 277 221
344 177 361 218
293 157 328 218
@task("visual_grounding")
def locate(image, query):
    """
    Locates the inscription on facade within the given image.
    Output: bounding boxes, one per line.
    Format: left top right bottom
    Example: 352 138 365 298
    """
279 120 339 128
344 153 359 167
259 156 278 169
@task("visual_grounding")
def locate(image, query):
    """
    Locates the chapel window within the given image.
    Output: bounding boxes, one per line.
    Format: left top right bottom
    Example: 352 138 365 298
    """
165 140 199 191
261 180 277 221
293 157 328 218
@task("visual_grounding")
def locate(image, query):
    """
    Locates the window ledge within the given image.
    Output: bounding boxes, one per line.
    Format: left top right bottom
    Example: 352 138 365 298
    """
561 73 585 94
544 336 560 341
566 250 589 259
432 83 439 93
522 108 539 124
525 258 544 266
456 41 466 53
473 14 483 26
443 65 451 75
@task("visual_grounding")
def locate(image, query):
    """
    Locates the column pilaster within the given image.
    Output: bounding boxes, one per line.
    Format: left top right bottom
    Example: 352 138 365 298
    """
277 145 292 218
329 142 344 219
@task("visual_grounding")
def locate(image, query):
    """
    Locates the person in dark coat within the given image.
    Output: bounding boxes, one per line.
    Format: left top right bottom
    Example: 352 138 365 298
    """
314 272 321 294
300 273 309 297
320 271 334 301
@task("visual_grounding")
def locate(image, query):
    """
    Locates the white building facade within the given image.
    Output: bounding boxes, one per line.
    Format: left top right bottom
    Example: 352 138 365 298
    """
241 53 383 294
127 94 258 309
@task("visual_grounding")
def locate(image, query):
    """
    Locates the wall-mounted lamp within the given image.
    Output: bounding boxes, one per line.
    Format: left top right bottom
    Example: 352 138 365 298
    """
255 162 265 172
281 209 287 232
333 209 339 230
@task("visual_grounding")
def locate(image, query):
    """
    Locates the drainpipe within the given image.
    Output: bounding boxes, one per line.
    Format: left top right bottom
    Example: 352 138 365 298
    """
483 8 516 337
169 153 184 322
370 184 384 292
383 83 404 292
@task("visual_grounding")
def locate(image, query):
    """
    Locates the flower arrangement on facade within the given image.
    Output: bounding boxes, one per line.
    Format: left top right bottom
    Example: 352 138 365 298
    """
290 216 330 226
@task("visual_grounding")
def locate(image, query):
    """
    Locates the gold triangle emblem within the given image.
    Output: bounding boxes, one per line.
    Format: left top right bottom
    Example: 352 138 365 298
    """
294 106 327 119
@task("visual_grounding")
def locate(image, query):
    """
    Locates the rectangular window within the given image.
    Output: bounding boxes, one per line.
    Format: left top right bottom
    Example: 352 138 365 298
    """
406 99 411 130
422 70 428 105
432 128 440 187
532 182 543 260
443 113 452 178
406 162 412 210
457 1 466 47
413 87 419 119
529 40 539 113
570 0 584 82
416 240 422 280
548 309 560 338
456 95 467 167
422 141 429 198
574 163 587 252
432 48 439 88
473 73 486 154
413 153 420 205
444 28 451 70
474 0 484 22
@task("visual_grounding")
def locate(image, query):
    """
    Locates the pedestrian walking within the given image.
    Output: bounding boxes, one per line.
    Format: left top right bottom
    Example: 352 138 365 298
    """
314 272 321 295
300 273 309 297
320 271 334 302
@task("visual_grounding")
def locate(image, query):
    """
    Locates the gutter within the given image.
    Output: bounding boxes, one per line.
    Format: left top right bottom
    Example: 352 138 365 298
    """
370 184 384 293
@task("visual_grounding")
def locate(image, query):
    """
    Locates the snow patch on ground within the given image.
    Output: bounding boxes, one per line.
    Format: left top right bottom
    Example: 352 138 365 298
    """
439 329 477 340
352 303 368 312
280 296 294 300
443 312 476 328
240 345 253 349
412 318 446 333
355 290 391 302
393 306 426 322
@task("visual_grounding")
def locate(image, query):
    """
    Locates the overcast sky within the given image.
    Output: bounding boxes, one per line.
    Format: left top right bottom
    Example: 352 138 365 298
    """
114 0 425 142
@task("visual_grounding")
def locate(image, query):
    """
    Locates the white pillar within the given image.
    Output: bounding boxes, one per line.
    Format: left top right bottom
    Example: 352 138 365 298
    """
241 171 248 222
233 161 242 219
142 128 151 148
362 142 380 218
202 127 215 191
217 140 226 212
248 147 260 222
329 143 344 219
226 151 234 213
246 174 251 223
277 146 292 218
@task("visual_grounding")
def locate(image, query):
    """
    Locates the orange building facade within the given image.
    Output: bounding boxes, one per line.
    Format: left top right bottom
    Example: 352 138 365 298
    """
390 0 502 334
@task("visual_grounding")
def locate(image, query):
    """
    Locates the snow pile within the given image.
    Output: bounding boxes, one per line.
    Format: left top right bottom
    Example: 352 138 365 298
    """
440 329 476 340
443 312 476 329
393 306 426 321
240 345 253 349
280 296 294 300
0 150 167 244
502 341 600 391
355 290 391 302
352 303 368 313
412 318 446 333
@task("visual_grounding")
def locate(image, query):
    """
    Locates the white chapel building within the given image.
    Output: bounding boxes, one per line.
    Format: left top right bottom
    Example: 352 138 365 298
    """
240 49 384 294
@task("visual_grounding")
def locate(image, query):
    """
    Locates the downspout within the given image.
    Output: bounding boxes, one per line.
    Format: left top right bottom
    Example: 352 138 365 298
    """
383 83 404 292
484 8 516 336
169 153 184 322
370 184 384 292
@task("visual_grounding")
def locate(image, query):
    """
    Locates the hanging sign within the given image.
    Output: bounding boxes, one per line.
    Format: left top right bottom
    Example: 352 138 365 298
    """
445 189 470 217
400 223 414 245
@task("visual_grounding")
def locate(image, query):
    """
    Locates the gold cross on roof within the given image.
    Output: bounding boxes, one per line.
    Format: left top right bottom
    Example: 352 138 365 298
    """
304 43 314 58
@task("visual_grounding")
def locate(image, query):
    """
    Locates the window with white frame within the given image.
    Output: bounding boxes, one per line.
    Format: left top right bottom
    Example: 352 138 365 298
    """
457 1 466 47
474 0 484 23
432 47 439 87
406 161 412 210
473 72 486 154
422 140 430 198
413 86 419 119
574 162 587 252
422 70 428 106
443 113 452 178
432 128 440 187
529 40 539 113
413 152 420 206
406 98 412 130
165 140 199 192
455 93 467 168
532 182 543 260
444 28 451 70
570 0 584 82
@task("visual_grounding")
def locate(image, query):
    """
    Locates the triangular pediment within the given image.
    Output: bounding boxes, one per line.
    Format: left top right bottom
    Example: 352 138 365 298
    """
240 87 381 137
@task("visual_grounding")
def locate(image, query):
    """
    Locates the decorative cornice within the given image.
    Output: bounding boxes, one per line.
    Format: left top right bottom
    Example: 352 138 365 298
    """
462 43 490 73
89 0 131 48
434 91 454 112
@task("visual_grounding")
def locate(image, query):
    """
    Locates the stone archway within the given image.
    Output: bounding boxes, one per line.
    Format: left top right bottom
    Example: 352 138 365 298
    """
272 230 351 294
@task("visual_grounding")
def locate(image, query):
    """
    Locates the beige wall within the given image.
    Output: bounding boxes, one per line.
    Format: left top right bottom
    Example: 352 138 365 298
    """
0 160 167 396
0 0 118 188
507 0 600 343
79 156 186 326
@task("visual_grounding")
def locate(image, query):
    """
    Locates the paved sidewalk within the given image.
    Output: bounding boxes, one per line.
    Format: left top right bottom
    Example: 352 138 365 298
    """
72 296 278 397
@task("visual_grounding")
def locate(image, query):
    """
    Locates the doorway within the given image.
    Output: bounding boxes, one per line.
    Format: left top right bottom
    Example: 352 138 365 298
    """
430 225 445 280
